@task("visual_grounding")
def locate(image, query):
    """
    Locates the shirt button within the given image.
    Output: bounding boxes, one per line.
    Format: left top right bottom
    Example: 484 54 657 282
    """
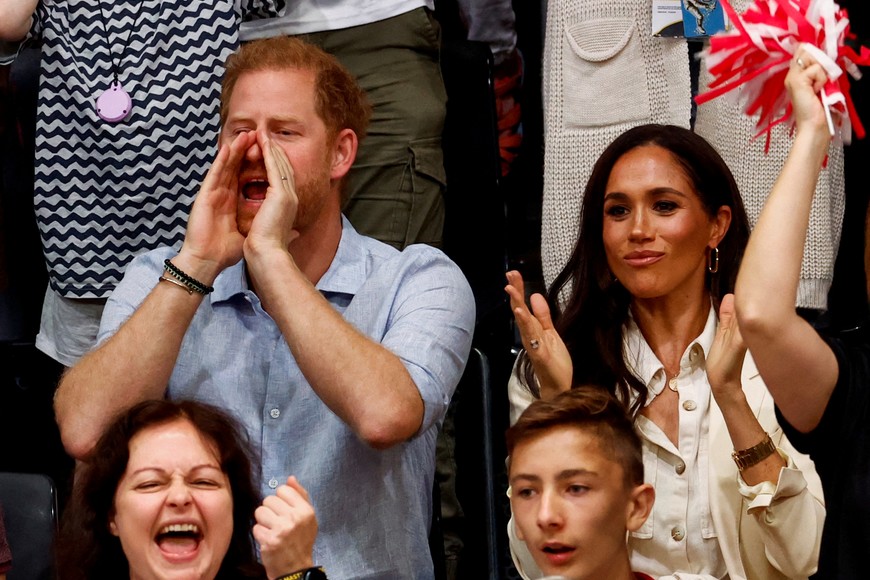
671 526 685 541
268 478 279 489
270 408 280 419
682 400 697 411
675 461 686 475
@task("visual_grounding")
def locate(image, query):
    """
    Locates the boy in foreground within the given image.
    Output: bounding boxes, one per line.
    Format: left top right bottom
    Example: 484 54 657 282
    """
507 388 655 580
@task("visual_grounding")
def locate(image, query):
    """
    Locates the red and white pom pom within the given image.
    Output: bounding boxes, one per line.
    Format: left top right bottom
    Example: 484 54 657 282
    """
695 0 870 151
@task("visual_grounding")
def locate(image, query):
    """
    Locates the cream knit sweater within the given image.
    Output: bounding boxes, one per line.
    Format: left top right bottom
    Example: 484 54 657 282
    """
542 0 845 309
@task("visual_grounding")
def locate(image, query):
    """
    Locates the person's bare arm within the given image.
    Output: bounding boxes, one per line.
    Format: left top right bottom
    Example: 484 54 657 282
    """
55 133 256 459
0 0 36 41
735 48 839 433
243 136 429 449
55 275 208 459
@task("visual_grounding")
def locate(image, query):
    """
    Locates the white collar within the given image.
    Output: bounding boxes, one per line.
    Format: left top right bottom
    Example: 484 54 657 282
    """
622 304 717 405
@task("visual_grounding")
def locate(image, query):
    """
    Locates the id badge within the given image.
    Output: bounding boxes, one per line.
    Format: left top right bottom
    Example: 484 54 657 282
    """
652 0 729 38
682 0 728 37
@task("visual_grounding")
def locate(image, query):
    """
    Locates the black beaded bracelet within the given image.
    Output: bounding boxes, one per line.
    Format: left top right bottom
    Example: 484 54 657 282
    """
163 259 214 295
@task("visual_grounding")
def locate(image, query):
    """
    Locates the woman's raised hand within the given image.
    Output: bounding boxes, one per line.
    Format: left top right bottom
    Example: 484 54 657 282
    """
710 296 789 483
706 294 748 404
505 270 573 400
786 45 833 138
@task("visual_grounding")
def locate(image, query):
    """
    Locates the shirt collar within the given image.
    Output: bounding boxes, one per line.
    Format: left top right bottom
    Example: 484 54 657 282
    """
315 216 370 296
211 258 249 302
622 303 718 403
210 215 366 302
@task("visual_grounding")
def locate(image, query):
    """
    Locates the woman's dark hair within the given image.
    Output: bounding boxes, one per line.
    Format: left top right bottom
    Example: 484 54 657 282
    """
521 124 749 415
59 399 265 580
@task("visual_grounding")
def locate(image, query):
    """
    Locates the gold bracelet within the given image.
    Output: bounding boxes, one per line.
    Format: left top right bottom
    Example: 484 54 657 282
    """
732 433 777 471
158 274 193 295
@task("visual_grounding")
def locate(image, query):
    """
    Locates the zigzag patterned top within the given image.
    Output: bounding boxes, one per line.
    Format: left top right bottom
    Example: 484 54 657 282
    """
26 0 283 298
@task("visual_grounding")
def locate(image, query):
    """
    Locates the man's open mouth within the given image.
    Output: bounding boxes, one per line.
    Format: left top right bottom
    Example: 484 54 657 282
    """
242 179 268 201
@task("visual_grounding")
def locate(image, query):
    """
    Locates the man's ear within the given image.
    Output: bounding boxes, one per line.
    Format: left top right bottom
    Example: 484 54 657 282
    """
330 128 358 181
625 483 654 532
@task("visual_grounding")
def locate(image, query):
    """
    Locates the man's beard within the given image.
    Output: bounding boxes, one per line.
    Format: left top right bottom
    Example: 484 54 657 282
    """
290 162 332 233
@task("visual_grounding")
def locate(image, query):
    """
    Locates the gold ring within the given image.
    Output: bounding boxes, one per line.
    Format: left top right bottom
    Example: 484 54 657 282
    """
281 176 288 181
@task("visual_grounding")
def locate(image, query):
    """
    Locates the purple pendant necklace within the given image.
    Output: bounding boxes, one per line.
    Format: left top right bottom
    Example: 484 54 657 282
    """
95 0 146 123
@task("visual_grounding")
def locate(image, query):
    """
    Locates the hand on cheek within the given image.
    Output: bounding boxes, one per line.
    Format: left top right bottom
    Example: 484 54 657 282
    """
179 130 254 277
245 131 300 258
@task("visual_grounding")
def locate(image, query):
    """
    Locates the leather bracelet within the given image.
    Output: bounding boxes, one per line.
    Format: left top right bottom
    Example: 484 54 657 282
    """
732 432 777 471
163 259 214 295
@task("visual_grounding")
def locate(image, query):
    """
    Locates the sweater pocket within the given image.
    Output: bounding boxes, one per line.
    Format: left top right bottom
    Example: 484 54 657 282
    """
562 17 651 128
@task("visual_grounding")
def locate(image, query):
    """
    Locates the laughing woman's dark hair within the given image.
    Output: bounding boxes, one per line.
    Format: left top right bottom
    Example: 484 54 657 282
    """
520 124 750 414
58 399 265 580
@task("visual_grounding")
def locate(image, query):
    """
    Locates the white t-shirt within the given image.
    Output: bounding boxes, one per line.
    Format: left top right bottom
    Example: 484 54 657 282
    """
241 0 433 38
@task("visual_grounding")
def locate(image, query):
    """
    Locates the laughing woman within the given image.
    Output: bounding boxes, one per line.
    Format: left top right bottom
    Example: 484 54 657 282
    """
505 125 824 579
59 400 326 580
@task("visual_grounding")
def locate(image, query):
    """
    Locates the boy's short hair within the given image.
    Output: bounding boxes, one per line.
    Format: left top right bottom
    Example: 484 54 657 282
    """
506 387 643 487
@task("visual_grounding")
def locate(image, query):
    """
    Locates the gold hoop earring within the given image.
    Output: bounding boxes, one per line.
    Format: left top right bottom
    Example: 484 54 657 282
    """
707 246 719 274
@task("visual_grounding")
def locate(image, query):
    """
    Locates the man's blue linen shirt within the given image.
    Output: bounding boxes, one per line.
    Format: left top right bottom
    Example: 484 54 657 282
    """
98 217 476 579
